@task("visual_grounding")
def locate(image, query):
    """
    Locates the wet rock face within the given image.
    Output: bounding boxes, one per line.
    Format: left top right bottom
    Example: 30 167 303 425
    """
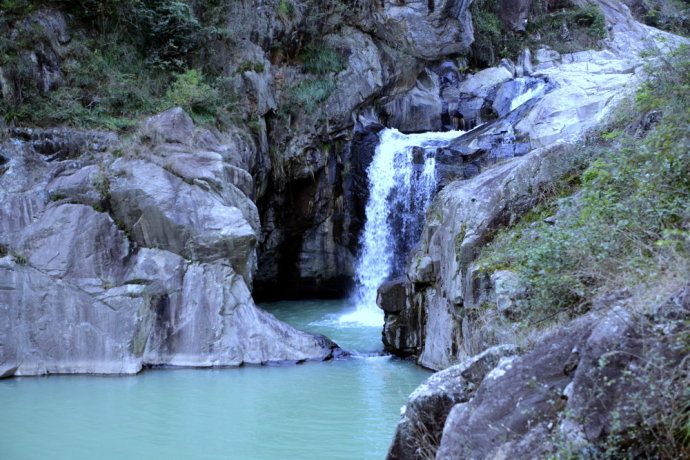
378 277 408 315
382 69 443 132
254 116 382 301
245 0 478 299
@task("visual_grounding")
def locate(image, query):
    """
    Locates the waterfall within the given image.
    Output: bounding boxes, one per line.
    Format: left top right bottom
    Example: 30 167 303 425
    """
339 128 465 326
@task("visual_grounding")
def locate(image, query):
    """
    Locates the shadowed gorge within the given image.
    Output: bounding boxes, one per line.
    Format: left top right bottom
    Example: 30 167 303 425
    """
1 0 689 458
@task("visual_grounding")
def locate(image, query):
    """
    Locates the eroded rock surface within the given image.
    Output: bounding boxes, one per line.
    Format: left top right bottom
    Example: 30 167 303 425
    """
0 113 339 376
435 300 689 459
387 345 518 460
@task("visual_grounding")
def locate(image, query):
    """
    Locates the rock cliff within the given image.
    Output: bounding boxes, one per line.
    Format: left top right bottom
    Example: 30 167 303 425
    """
380 0 685 369
0 108 340 376
0 6 688 459
389 290 689 458
380 0 689 457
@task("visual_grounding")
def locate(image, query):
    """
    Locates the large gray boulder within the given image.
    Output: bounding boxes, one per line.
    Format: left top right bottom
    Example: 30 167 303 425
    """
144 262 337 367
46 164 103 207
0 260 148 375
387 345 518 460
17 204 129 288
435 299 690 459
518 49 641 148
108 159 258 283
1 204 148 375
0 116 341 376
0 201 339 376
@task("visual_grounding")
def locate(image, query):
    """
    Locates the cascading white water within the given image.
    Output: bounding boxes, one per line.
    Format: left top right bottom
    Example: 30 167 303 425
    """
339 128 465 326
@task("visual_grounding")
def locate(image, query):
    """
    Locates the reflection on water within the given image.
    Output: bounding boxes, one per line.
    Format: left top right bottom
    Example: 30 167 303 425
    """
0 299 430 460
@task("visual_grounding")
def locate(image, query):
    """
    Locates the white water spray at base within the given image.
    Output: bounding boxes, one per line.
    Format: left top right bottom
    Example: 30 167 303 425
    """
339 128 465 327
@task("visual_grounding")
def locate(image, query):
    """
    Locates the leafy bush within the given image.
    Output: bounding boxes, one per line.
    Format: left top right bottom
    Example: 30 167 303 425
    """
638 0 690 37
0 1 238 129
286 78 336 114
469 0 519 67
525 5 607 55
299 45 346 75
235 60 266 74
0 31 168 128
159 69 227 125
0 0 35 19
469 2 607 67
136 1 204 70
277 0 296 24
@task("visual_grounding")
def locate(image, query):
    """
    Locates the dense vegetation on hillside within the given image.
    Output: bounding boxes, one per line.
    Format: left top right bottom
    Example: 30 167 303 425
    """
479 45 690 324
0 0 356 129
0 0 239 128
470 0 607 67
469 0 690 67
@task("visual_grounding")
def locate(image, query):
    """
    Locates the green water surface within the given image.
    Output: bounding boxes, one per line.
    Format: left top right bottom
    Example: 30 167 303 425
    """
0 299 430 460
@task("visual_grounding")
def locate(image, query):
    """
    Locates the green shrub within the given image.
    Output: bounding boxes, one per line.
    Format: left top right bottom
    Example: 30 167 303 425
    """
0 1 240 129
286 78 336 114
525 5 607 54
136 1 203 70
0 0 35 20
469 0 517 67
638 0 690 37
235 60 266 74
299 45 346 75
468 2 606 67
159 69 221 124
277 0 296 24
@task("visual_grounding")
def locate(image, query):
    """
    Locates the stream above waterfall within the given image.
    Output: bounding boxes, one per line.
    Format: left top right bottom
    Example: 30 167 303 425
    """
0 299 430 460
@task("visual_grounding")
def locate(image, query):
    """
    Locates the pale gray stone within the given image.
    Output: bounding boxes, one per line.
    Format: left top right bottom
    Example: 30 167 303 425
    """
143 107 195 146
109 159 257 282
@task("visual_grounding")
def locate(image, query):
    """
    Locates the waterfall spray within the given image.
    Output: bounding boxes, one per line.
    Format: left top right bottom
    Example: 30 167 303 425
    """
339 128 465 326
